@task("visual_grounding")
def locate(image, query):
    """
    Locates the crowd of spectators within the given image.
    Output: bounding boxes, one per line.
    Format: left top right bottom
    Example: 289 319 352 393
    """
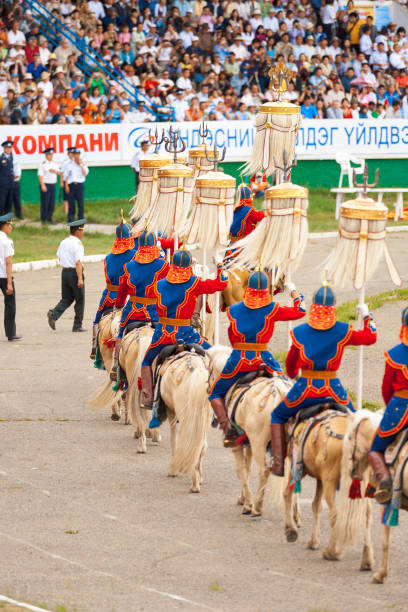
0 0 408 125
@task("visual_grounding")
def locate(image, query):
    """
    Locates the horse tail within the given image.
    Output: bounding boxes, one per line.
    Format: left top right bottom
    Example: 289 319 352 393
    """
88 377 116 412
334 410 376 551
168 363 212 477
269 460 291 508
126 331 152 434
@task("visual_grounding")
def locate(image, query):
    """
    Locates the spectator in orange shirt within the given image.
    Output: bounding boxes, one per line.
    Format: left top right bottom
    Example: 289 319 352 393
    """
60 88 77 115
82 103 98 124
396 69 408 93
48 92 61 117
185 97 203 121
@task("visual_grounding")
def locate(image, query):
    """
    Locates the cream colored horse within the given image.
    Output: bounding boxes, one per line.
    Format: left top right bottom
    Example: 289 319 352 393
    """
322 410 382 571
207 345 296 519
88 309 124 420
208 345 365 559
89 319 161 452
119 324 161 452
336 410 408 583
159 350 213 492
281 406 351 556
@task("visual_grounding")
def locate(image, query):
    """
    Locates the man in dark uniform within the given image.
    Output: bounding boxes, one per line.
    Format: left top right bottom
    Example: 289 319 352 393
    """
47 219 87 332
38 147 60 223
60 147 75 217
0 213 22 341
12 157 22 220
0 140 15 216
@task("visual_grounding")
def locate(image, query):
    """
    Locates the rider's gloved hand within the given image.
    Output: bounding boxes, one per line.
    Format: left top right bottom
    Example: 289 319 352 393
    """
356 303 370 318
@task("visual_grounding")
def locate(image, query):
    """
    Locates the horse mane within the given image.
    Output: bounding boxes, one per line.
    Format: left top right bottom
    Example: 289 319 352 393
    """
207 344 232 377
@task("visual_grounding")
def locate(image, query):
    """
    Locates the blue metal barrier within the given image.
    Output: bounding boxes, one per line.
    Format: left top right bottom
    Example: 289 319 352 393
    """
25 0 174 121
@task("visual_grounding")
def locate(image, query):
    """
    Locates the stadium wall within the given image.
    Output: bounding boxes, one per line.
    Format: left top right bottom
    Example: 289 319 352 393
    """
19 158 408 202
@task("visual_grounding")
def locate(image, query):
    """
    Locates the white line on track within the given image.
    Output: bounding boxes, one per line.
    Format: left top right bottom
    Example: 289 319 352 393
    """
0 594 53 612
0 468 385 607
0 533 217 611
143 588 217 610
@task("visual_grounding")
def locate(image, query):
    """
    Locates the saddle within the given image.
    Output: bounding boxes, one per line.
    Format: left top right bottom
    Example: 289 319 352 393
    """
155 342 206 367
385 429 408 467
222 369 277 441
288 406 348 493
296 401 348 424
100 307 114 320
123 320 157 336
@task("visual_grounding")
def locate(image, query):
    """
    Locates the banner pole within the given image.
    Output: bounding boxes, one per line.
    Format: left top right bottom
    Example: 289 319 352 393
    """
356 285 365 411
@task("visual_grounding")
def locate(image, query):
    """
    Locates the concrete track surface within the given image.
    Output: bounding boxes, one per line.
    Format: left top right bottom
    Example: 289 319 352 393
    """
1 235 408 612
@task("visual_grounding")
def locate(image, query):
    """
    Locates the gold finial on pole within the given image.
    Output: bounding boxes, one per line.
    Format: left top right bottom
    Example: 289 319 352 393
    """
323 268 330 287
120 208 125 224
144 216 149 231
268 61 293 96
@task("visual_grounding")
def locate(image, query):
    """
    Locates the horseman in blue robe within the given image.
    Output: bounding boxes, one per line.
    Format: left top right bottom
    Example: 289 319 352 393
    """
109 230 170 379
269 281 377 476
90 216 136 359
140 248 228 409
225 182 265 259
208 269 306 446
368 306 408 503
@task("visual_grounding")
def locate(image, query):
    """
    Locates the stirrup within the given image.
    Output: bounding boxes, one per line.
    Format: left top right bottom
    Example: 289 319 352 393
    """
90 347 96 360
269 457 284 477
110 368 118 382
223 425 238 448
374 478 392 504
140 397 153 410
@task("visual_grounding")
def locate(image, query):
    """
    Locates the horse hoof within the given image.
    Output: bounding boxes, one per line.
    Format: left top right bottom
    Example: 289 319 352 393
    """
237 497 244 506
322 549 339 561
242 506 252 515
111 413 120 421
372 573 384 584
307 541 320 550
167 473 177 478
136 448 146 454
251 511 262 518
286 529 298 543
189 487 200 494
360 563 373 572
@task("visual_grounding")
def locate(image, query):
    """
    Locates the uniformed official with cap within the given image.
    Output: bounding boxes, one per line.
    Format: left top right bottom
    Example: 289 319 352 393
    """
12 157 22 220
0 140 15 216
0 212 22 341
47 219 87 332
64 149 89 223
131 139 150 192
60 147 75 217
38 147 60 224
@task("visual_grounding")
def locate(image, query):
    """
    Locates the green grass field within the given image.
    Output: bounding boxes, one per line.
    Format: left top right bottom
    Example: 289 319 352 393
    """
12 225 113 263
13 187 407 262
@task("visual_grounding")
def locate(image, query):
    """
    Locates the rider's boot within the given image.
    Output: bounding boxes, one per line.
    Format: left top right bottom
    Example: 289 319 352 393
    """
368 450 393 504
90 323 98 360
109 337 121 382
269 423 286 477
140 365 154 410
210 397 238 448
